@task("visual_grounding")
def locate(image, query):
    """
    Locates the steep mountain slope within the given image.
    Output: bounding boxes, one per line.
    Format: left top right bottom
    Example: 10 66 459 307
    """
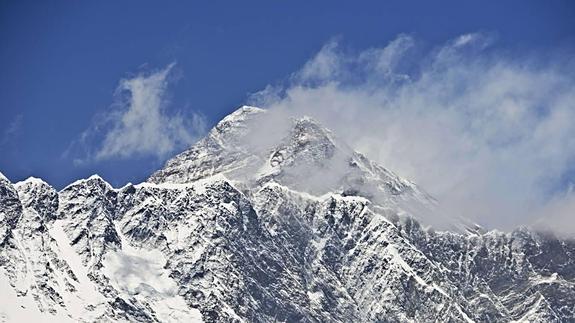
1 106 574 322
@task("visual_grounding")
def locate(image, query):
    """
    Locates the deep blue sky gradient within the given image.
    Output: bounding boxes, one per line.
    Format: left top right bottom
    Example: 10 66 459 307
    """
1 0 574 188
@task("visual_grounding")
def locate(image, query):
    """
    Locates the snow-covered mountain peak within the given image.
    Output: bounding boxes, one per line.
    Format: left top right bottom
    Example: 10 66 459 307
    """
149 106 426 206
14 177 58 222
209 105 265 148
1 106 575 322
62 174 111 191
216 105 264 126
14 176 50 187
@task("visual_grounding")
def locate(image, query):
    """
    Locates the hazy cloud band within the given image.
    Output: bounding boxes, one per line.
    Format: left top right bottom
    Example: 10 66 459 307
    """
250 33 575 234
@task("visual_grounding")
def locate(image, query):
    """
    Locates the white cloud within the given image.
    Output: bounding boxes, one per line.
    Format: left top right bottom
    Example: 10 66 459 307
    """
294 39 342 83
534 185 575 236
70 63 206 163
358 33 414 77
250 34 575 233
1 114 23 146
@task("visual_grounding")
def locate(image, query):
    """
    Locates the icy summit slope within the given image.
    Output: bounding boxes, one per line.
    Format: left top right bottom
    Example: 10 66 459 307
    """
1 106 574 322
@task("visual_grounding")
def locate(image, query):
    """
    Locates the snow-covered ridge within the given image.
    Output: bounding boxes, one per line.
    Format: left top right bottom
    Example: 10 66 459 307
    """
1 105 574 322
61 174 111 191
13 176 50 190
0 171 8 182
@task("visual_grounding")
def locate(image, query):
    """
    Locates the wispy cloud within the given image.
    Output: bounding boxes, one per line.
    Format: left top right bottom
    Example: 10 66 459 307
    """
68 63 206 164
1 114 23 146
250 33 575 234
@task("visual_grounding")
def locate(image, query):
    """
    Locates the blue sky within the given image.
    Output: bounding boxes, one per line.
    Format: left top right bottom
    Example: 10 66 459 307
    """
1 0 574 190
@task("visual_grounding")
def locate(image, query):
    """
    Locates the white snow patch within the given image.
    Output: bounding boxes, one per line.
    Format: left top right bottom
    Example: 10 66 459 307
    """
14 177 50 189
533 272 559 285
61 174 111 191
386 245 428 287
385 245 450 298
163 224 195 248
136 173 228 195
432 283 450 298
0 269 74 323
102 230 203 322
454 302 475 323
307 291 324 305
49 220 107 319
259 181 334 202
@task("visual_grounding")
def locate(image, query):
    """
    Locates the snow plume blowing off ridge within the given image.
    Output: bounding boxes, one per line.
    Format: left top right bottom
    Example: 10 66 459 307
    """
67 63 206 164
249 33 575 235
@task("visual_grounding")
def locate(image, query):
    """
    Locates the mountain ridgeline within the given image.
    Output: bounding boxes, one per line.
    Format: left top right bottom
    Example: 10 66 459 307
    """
1 106 574 322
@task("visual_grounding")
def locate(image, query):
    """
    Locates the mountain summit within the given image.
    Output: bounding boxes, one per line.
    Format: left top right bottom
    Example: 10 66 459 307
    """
1 106 574 322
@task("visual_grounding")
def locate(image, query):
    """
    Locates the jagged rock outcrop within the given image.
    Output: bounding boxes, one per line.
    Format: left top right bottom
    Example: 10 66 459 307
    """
0 106 574 322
